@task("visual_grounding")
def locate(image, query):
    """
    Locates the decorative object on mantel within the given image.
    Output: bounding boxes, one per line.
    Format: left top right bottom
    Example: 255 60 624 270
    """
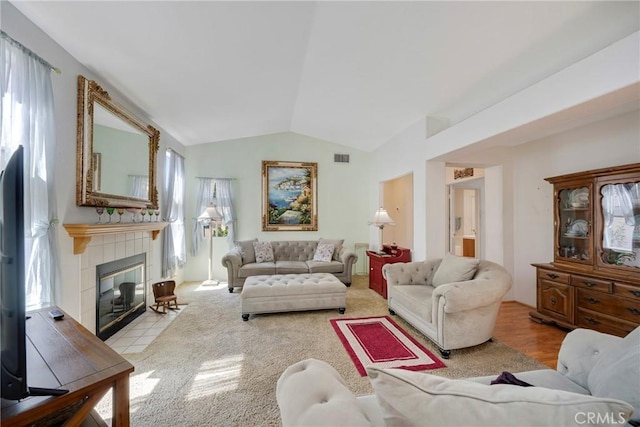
369 207 395 254
63 222 168 255
454 167 474 180
198 200 225 285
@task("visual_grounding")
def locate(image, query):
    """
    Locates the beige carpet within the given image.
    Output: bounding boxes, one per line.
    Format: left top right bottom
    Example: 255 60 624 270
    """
97 276 547 426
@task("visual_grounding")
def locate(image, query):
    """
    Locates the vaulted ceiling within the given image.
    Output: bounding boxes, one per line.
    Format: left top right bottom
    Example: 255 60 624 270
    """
11 1 640 151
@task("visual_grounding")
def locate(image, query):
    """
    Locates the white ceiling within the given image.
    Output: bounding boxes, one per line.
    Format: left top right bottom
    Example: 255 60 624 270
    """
11 1 640 151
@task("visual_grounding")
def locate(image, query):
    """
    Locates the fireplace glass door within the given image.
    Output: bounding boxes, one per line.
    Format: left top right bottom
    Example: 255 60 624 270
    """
96 253 146 340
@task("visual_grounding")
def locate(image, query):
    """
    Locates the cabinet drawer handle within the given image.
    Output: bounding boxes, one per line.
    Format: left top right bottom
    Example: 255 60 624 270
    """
582 280 596 287
546 273 559 279
629 290 640 298
584 317 600 325
550 297 557 306
586 297 600 304
627 308 640 316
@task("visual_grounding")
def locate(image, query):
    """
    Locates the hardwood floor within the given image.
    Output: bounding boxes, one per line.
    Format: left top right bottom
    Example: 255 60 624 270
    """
494 301 569 368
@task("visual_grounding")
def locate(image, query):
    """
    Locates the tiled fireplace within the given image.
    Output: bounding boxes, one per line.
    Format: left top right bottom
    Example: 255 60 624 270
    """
96 253 146 340
78 231 154 335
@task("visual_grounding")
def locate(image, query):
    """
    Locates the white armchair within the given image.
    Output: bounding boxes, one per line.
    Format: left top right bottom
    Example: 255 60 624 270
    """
382 255 512 358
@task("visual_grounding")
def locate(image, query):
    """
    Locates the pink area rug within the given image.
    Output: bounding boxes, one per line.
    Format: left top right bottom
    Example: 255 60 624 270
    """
330 316 446 376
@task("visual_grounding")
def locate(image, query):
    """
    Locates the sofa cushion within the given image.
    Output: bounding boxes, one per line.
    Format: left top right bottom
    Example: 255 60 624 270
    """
319 238 344 261
306 260 344 274
432 253 479 287
468 369 590 396
238 263 276 278
367 367 634 427
234 238 258 264
275 261 309 275
389 285 433 321
313 243 335 262
253 241 274 263
588 326 640 423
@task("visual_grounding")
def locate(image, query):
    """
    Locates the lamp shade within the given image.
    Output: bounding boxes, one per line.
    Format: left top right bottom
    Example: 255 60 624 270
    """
198 200 224 223
369 207 395 227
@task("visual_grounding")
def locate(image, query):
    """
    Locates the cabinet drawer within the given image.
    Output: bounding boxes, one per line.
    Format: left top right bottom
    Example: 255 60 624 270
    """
614 283 640 301
538 281 573 322
577 289 640 323
537 269 570 284
571 275 612 293
576 308 637 337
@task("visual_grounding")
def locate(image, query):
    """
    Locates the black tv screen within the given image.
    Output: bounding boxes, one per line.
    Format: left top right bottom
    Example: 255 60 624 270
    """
0 145 27 400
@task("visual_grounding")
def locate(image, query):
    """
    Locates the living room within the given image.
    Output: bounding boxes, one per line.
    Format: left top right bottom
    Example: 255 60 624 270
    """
2 1 639 425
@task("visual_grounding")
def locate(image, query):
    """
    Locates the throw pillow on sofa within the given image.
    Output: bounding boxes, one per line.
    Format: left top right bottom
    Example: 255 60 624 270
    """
367 367 633 427
313 243 335 262
234 238 258 263
253 241 274 263
319 238 344 261
432 253 479 287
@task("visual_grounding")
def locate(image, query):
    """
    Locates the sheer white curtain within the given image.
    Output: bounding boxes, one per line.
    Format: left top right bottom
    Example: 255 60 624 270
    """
129 174 148 199
191 178 236 256
191 178 214 256
1 33 59 308
215 179 237 248
162 149 186 277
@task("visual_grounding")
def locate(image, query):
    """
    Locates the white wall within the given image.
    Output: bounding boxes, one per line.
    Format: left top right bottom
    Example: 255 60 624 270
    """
3 3 187 318
370 31 639 306
183 132 371 282
512 110 640 306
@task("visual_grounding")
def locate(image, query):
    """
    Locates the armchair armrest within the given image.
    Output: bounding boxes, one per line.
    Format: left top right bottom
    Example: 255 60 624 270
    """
556 328 622 390
276 359 373 427
432 276 511 314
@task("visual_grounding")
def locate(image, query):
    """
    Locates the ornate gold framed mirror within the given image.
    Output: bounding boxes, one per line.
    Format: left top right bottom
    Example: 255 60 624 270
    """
77 75 159 209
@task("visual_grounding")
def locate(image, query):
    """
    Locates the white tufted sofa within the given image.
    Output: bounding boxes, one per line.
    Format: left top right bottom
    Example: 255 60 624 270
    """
222 239 357 292
276 328 640 426
383 256 512 358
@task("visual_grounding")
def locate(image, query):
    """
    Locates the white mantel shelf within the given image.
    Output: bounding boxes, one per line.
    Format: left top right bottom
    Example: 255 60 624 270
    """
63 222 169 254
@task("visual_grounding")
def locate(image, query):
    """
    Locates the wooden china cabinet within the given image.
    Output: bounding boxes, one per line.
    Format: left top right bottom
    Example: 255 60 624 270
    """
531 163 640 337
367 245 411 299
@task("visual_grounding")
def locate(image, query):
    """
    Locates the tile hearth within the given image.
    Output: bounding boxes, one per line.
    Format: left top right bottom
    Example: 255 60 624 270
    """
104 308 182 354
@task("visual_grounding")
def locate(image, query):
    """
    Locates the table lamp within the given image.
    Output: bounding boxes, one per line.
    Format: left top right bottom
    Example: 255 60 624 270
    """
369 207 395 254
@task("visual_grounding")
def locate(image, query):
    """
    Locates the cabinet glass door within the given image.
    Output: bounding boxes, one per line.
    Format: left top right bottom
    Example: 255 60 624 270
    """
599 182 640 268
558 186 591 263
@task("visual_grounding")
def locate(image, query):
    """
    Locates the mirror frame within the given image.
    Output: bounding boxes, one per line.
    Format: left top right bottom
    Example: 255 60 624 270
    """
76 75 160 209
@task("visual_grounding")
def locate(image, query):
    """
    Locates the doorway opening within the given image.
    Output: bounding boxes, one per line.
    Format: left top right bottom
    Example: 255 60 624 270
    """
447 171 484 258
381 173 414 250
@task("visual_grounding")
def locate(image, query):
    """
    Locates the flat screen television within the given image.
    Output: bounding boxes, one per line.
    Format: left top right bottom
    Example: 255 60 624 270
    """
0 145 28 400
1 146 66 401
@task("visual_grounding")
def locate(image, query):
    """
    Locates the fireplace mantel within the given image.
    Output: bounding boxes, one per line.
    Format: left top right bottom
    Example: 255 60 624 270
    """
63 222 169 254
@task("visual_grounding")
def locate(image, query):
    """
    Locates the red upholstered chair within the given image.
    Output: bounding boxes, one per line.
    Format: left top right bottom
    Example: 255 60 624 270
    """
149 280 179 314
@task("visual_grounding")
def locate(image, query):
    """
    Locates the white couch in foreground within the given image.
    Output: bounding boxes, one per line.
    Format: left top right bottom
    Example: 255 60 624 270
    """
276 327 640 426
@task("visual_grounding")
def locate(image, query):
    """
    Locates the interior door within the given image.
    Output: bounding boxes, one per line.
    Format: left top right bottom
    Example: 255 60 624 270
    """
449 185 481 258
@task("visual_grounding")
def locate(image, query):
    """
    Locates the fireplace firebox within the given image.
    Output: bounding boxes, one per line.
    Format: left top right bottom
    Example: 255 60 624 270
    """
96 253 146 340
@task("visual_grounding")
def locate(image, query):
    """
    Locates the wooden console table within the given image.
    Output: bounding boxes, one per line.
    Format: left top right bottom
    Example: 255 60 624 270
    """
1 307 134 426
367 245 411 299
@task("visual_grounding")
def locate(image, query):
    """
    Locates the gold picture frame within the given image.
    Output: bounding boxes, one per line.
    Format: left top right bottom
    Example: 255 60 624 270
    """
262 160 318 231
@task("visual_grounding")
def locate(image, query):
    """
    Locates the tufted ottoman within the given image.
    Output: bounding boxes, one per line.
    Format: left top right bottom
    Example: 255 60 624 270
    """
241 273 346 321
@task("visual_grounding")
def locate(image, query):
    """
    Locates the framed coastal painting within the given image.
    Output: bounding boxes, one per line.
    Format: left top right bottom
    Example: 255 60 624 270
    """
262 160 318 231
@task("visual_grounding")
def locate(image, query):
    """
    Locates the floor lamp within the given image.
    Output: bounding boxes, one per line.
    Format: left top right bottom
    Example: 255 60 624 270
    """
369 207 395 254
198 200 224 285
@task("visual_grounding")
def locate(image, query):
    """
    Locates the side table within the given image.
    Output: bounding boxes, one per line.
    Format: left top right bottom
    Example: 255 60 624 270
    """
366 245 411 299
